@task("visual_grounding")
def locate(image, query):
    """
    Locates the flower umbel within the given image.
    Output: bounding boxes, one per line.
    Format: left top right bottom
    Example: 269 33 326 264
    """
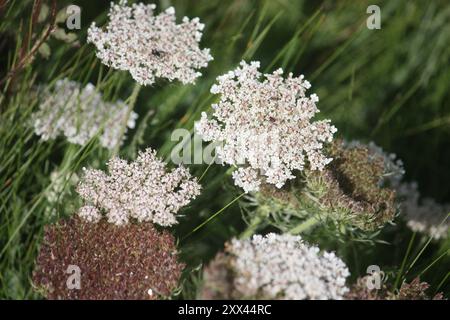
76 148 201 226
33 217 184 300
32 79 137 150
245 140 399 234
202 233 349 300
347 140 405 187
196 61 337 193
397 182 449 239
87 1 213 86
345 276 443 300
312 140 398 231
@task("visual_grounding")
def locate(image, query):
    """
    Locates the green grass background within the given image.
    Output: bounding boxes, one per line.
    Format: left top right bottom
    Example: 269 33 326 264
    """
0 0 449 299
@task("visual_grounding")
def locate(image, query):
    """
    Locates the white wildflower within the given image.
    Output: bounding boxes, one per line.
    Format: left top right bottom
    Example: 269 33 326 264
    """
44 170 79 217
33 79 137 150
195 61 337 193
397 182 449 239
228 233 350 300
231 167 261 193
77 205 101 223
87 1 213 86
76 148 201 226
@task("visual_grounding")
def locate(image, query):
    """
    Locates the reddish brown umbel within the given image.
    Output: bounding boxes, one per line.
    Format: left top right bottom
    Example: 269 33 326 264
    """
345 276 444 300
33 217 184 300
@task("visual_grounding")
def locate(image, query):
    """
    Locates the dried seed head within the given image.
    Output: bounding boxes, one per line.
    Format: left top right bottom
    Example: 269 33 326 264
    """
312 140 397 231
395 277 444 300
33 217 184 300
346 140 405 187
246 140 399 233
347 142 448 238
345 276 444 300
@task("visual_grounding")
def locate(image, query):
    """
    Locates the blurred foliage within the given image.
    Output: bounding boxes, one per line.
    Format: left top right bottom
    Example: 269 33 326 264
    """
0 0 448 299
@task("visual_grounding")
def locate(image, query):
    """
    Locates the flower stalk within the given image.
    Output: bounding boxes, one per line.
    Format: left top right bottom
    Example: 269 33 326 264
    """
112 82 141 156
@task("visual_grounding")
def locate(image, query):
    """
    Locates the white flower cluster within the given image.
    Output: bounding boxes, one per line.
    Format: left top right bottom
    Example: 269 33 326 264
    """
228 233 350 300
76 148 201 226
196 61 337 193
397 182 449 239
44 170 79 217
87 1 213 86
33 79 137 150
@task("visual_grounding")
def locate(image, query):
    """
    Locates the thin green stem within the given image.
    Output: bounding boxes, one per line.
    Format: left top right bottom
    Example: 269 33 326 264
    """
288 216 319 235
404 214 449 278
112 82 141 156
240 214 265 239
435 272 450 295
198 154 217 182
182 192 245 241
394 232 416 289
417 250 449 278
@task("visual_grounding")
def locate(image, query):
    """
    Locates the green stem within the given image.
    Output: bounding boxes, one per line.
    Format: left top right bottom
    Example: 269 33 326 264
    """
182 192 246 241
112 82 141 156
288 216 319 235
240 214 265 239
394 232 416 289
198 154 217 182
225 166 235 176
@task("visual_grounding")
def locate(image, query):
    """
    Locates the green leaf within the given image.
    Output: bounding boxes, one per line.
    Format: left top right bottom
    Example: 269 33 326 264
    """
38 42 51 59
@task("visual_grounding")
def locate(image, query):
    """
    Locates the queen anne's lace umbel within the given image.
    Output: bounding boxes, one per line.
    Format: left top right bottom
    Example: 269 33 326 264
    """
397 182 449 239
228 233 350 300
33 79 137 150
196 61 337 193
33 217 184 299
87 1 213 86
76 148 201 226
